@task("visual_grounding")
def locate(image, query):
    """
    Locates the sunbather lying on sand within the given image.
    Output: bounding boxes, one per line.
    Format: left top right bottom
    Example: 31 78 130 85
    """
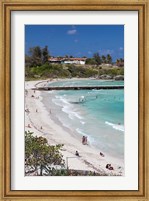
106 164 114 170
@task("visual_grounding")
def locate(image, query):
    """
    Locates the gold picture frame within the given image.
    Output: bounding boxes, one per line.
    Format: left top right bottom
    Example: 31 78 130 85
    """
0 0 149 200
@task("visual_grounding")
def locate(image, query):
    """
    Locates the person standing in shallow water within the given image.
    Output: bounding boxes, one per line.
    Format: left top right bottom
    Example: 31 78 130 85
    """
82 136 88 145
82 136 85 144
84 136 88 145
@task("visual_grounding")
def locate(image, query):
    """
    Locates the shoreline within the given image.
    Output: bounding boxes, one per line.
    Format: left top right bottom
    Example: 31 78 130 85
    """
25 79 124 176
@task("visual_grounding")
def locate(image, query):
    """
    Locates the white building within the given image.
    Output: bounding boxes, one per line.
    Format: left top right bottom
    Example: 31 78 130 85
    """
48 57 86 65
63 58 86 65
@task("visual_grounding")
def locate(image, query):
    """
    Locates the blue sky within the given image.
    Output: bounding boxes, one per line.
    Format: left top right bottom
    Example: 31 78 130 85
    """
25 25 124 61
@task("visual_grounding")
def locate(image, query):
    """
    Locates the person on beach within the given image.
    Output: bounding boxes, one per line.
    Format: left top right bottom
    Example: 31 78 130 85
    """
82 136 88 145
100 152 105 157
36 109 38 113
84 136 88 145
75 151 80 157
106 164 114 170
82 136 85 144
40 126 43 130
106 164 110 169
109 166 114 170
25 108 30 113
28 124 31 128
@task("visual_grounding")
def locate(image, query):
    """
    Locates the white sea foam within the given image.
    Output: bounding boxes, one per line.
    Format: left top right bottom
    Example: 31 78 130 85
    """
60 97 70 105
76 128 88 136
55 95 61 98
48 91 54 94
62 107 83 120
62 106 74 120
105 121 124 132
52 99 63 107
55 95 84 121
74 112 83 119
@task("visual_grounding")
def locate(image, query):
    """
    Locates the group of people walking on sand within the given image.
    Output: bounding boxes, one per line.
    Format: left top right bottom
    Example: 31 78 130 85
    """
82 136 88 145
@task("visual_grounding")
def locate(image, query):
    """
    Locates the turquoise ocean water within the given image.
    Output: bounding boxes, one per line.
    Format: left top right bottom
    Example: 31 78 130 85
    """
48 80 124 159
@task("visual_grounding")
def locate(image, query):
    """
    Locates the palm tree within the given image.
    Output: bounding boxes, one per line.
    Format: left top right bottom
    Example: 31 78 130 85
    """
93 52 101 66
106 54 112 64
93 52 102 78
101 55 106 64
119 58 124 67
120 58 124 63
116 59 120 66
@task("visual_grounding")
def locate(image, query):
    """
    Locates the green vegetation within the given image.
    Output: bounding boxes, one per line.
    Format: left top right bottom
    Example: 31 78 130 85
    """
25 62 124 80
98 67 124 77
25 46 124 80
25 131 65 176
25 131 110 176
25 63 98 80
86 53 112 65
25 45 49 67
93 52 102 66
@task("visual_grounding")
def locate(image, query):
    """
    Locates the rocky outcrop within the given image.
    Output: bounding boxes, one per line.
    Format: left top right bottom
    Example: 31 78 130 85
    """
99 75 113 80
114 75 124 80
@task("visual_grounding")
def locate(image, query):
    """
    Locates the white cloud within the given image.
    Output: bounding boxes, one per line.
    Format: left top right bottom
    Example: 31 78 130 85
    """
67 29 77 35
119 47 124 51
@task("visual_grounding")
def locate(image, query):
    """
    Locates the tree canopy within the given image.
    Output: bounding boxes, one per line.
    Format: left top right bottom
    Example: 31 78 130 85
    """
25 131 65 175
93 52 102 66
106 54 112 64
42 45 49 64
25 46 50 67
101 55 106 63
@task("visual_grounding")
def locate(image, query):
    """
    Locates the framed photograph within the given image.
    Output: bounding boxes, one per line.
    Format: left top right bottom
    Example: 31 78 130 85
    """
0 0 148 200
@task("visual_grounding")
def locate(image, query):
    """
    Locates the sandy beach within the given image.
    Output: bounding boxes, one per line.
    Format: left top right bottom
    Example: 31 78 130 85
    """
25 79 124 176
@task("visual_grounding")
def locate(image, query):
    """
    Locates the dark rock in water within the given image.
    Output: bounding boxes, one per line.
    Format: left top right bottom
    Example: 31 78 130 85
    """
114 75 124 80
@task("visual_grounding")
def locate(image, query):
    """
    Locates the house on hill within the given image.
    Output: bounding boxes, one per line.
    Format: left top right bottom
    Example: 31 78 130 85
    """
48 57 63 64
63 58 86 65
48 57 87 65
